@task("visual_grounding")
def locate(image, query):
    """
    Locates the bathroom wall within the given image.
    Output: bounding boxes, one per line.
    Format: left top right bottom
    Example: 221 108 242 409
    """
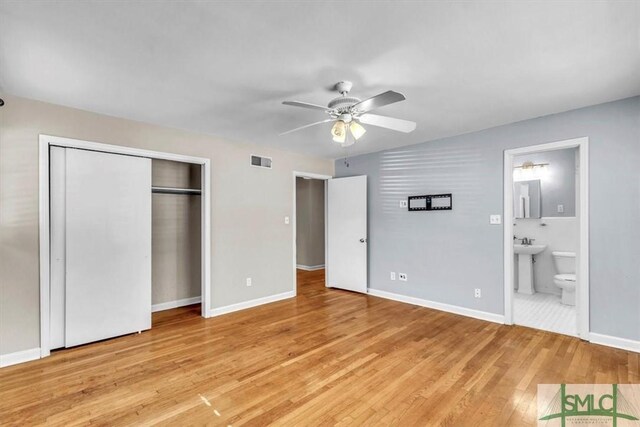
514 218 578 294
514 148 577 217
296 178 325 268
335 96 640 342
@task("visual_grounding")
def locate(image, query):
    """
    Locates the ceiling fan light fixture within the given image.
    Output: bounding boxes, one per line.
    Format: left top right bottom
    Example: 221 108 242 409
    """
331 120 346 143
281 82 416 145
350 121 366 140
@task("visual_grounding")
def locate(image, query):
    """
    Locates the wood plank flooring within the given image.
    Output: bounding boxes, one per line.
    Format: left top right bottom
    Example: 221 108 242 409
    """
0 269 637 426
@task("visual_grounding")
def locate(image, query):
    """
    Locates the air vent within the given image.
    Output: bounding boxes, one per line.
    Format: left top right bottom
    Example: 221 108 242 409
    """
250 155 272 169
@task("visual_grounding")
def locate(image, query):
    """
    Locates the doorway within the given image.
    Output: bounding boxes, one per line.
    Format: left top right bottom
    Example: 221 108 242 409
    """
292 172 331 294
503 137 589 339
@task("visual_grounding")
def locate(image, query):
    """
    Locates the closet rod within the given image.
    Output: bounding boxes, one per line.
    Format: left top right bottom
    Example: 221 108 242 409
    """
151 186 201 195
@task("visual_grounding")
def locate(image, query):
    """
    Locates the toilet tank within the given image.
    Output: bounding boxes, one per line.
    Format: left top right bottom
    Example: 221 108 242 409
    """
552 251 576 274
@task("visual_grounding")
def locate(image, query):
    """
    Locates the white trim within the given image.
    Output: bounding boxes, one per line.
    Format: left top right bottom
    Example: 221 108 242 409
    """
296 264 325 271
589 333 640 353
208 291 295 317
152 296 201 313
0 348 41 368
368 289 505 324
201 157 212 318
292 171 332 295
504 137 589 339
39 139 51 358
39 134 213 359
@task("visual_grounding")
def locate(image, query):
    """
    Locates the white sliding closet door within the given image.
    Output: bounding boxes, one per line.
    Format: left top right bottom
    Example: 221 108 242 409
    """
65 149 152 348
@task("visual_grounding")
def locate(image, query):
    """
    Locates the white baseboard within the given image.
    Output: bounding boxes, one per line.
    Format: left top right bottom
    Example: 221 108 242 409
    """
0 347 41 368
296 264 325 271
152 296 201 313
367 289 505 324
208 291 295 317
589 333 640 353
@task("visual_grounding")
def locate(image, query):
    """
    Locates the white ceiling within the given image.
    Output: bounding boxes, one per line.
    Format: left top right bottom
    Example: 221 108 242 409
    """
1 1 638 159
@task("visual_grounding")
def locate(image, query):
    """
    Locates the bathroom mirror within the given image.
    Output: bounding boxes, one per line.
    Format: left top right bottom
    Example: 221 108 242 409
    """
513 180 541 219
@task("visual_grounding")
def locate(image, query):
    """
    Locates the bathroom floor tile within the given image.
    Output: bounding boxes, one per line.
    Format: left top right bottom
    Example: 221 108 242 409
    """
513 292 577 336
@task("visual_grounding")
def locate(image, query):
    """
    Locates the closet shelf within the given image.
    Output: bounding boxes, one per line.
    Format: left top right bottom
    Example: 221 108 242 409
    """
151 186 201 195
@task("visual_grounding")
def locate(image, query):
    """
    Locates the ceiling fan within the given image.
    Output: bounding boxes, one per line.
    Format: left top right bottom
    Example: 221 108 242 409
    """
280 81 416 146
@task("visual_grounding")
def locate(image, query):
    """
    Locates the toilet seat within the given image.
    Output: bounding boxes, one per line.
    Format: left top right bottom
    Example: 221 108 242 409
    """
554 273 576 282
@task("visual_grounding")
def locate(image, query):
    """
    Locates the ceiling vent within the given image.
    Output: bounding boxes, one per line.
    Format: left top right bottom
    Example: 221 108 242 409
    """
250 155 272 169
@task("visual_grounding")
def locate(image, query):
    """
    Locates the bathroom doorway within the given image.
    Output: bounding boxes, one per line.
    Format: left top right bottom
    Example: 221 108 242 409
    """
503 138 589 339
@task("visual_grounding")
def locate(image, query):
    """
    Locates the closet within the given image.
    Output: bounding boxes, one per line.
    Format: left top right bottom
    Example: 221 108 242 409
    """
49 147 201 350
151 159 202 313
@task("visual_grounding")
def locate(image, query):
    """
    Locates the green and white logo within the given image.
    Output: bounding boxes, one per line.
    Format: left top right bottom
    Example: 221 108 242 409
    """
538 384 640 426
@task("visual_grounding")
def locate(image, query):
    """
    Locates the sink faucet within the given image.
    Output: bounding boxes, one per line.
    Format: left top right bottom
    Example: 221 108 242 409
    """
520 237 536 245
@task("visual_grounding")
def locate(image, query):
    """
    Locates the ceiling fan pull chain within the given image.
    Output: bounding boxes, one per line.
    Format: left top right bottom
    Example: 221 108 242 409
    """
343 145 351 168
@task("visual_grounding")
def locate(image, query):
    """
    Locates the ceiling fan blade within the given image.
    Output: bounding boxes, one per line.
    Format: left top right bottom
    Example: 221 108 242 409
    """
358 114 416 133
279 118 335 136
282 101 334 112
352 90 406 113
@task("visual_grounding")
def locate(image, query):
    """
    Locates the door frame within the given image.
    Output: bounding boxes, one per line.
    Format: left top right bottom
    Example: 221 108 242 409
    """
292 171 332 292
39 135 212 358
503 136 589 339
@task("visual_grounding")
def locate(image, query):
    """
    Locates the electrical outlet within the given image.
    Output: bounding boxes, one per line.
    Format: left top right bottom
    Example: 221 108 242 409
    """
474 288 481 298
399 200 408 208
399 273 407 281
557 204 564 213
246 277 252 287
490 214 502 225
390 272 396 281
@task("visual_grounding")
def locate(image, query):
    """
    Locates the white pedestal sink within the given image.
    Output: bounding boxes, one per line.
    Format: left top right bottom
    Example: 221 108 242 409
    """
514 244 547 295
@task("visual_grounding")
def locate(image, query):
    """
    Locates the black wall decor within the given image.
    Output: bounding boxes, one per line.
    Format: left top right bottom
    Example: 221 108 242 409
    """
408 193 452 211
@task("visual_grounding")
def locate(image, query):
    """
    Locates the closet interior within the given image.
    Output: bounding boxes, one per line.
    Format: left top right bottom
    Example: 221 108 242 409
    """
151 159 202 319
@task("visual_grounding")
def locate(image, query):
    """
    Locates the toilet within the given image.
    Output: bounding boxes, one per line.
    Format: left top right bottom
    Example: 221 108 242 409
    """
552 251 576 306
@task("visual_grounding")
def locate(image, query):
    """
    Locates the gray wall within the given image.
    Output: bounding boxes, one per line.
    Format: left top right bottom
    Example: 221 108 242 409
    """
336 96 640 342
152 160 201 305
0 94 333 356
514 148 576 217
296 178 325 268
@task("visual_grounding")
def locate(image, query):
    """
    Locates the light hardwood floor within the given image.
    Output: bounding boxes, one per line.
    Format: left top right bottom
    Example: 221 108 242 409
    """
0 269 637 426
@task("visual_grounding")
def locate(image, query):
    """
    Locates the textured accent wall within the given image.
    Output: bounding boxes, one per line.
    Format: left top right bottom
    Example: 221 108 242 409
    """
336 96 640 342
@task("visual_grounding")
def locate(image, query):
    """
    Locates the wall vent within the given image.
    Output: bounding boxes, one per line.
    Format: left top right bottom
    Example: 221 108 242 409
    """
250 155 272 169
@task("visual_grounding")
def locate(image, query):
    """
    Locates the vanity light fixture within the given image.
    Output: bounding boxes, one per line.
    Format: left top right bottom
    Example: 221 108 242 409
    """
513 161 549 170
513 160 549 181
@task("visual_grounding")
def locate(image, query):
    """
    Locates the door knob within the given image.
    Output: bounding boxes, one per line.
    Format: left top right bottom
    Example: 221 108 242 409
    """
359 238 367 243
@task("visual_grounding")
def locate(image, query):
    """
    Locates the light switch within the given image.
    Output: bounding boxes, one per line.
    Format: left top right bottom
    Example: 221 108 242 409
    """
490 214 502 225
284 216 290 225
399 200 408 208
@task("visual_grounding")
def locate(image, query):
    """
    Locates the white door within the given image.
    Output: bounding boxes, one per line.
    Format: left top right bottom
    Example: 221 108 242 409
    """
64 148 152 348
327 175 368 293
